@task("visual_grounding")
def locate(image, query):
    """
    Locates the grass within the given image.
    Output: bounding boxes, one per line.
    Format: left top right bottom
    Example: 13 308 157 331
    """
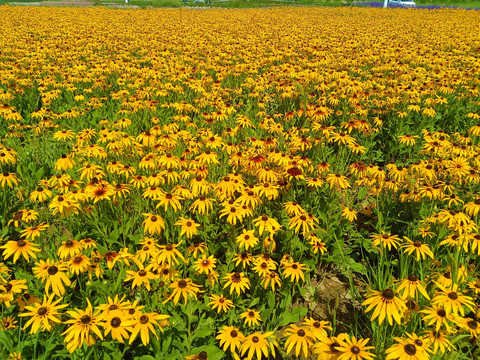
2 0 479 9
94 0 480 8
96 0 351 7
416 0 480 7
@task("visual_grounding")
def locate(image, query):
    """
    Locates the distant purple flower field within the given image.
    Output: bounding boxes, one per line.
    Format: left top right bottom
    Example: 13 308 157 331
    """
358 2 479 9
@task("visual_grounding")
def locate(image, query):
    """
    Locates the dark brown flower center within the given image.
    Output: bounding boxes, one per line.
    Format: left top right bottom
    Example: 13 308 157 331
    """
138 270 147 276
468 320 478 329
382 289 395 300
38 307 47 316
151 216 157 222
448 292 458 300
252 336 259 343
414 339 423 346
351 346 360 354
232 273 241 282
198 351 208 360
404 344 416 355
140 315 149 324
406 300 416 310
111 317 121 328
413 240 422 247
178 280 187 289
297 329 306 337
437 309 446 317
81 315 91 324
330 342 340 352
408 274 418 282
230 330 238 337
165 244 173 251
48 266 59 275
17 239 26 247
73 256 83 264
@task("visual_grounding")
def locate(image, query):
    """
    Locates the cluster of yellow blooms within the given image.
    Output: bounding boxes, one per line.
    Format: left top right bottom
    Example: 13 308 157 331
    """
1 5 480 360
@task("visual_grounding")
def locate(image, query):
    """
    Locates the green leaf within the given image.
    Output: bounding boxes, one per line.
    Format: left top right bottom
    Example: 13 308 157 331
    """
139 356 157 360
278 306 308 326
190 345 225 360
267 292 276 309
194 324 215 338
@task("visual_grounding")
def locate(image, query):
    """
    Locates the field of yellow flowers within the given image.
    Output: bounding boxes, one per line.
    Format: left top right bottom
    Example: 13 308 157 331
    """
1 5 480 360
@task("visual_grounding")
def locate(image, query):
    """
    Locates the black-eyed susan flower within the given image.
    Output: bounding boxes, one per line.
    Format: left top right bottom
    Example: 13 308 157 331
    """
326 173 350 190
260 271 282 292
155 192 183 212
157 242 185 265
124 265 157 291
57 239 83 260
401 237 434 261
302 318 331 340
1 238 40 263
385 336 430 360
187 241 206 259
240 309 261 327
20 222 49 240
396 274 430 300
194 255 217 275
240 331 276 360
335 335 376 360
252 215 281 236
0 279 27 307
19 294 68 334
216 326 244 353
234 252 253 268
419 305 456 332
223 272 251 296
283 324 316 358
235 229 259 250
142 213 166 235
457 317 480 338
1 315 17 330
102 310 135 344
0 171 19 188
69 255 90 275
30 186 53 202
362 288 407 325
423 330 454 355
62 299 104 353
97 295 130 315
431 283 474 316
464 198 480 217
43 261 72 297
128 312 169 346
164 278 201 305
174 217 200 238
370 231 401 251
190 195 215 215
55 154 75 171
282 261 308 283
341 207 357 222
208 294 234 313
